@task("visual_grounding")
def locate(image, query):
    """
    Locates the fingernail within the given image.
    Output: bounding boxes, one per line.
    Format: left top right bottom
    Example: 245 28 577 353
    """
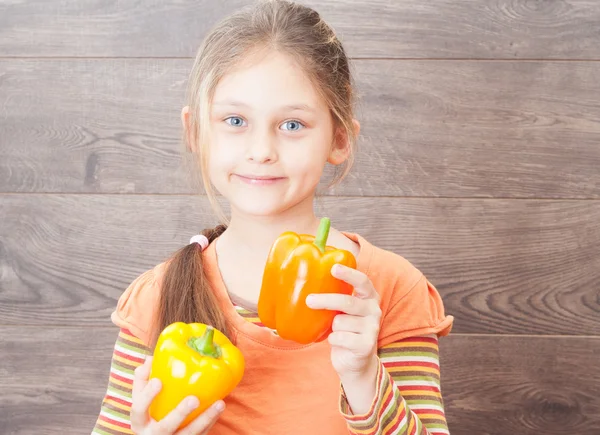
305 295 315 307
187 396 199 410
215 401 225 412
332 264 341 275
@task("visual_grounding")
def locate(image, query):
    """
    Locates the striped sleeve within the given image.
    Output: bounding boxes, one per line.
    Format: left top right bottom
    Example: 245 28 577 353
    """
340 334 449 435
92 328 151 435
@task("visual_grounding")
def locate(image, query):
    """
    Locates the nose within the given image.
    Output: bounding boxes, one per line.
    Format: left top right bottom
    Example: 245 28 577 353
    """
246 126 278 163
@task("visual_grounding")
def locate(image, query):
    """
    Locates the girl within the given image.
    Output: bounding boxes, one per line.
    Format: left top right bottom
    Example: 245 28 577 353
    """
93 1 453 434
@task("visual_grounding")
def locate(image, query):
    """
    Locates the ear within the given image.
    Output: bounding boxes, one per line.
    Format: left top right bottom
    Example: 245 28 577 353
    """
181 106 195 153
328 119 360 165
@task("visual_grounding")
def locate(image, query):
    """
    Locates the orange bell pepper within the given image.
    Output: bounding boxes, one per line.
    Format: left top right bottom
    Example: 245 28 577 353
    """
257 217 357 344
149 322 244 429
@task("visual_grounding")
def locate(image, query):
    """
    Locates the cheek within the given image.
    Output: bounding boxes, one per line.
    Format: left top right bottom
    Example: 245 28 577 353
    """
208 136 239 173
282 151 327 183
206 150 231 191
283 138 331 175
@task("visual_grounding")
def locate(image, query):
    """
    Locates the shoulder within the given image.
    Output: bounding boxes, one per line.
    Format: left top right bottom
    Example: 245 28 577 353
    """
110 261 168 346
351 233 424 303
351 233 454 346
370 243 424 293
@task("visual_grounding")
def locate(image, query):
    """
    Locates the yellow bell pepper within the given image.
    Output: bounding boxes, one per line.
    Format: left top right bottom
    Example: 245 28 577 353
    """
149 322 244 429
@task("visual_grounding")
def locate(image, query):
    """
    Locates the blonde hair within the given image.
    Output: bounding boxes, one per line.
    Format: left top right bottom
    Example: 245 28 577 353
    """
155 0 357 345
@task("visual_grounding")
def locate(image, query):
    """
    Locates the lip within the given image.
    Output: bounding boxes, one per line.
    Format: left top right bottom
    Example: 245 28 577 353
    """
233 174 285 185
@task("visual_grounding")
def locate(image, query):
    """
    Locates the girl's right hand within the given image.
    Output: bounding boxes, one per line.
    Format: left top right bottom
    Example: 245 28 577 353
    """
130 356 225 435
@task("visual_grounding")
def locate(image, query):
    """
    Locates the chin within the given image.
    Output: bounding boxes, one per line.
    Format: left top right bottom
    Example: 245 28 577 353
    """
226 192 287 216
232 202 287 218
220 183 314 218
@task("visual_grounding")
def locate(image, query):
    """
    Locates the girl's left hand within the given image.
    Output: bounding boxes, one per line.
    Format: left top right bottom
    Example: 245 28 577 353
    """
306 264 382 380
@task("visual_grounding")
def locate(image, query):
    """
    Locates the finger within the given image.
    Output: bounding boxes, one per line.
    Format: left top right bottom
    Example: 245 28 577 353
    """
132 356 152 401
133 378 162 425
131 357 157 430
306 294 374 316
178 400 226 435
332 314 374 334
328 331 363 350
154 396 200 433
331 264 379 301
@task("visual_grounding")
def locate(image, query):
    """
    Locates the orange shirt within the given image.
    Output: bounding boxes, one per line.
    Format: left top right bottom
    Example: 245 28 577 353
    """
111 232 453 435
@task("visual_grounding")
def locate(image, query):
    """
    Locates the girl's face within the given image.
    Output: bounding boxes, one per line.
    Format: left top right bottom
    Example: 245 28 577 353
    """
206 51 349 218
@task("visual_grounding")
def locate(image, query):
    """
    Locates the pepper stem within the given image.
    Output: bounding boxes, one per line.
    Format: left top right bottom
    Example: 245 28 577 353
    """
188 326 222 359
314 217 331 254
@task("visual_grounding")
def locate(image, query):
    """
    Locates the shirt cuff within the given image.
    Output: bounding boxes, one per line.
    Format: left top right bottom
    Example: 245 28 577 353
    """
339 357 386 425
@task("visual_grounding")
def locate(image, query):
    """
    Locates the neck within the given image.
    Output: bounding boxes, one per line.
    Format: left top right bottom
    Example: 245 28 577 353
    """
219 196 321 256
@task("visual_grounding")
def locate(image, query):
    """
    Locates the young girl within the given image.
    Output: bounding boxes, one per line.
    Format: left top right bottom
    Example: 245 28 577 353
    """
93 1 453 434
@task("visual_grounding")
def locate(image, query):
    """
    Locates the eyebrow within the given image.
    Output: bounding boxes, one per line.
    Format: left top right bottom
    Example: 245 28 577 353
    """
212 100 316 113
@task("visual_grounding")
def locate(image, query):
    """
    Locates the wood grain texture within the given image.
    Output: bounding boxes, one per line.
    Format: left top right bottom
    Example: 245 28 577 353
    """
1 0 600 59
0 327 113 435
440 335 600 434
1 328 598 434
1 194 598 335
2 59 600 198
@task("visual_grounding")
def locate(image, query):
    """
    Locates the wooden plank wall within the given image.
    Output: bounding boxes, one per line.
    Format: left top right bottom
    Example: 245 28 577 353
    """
1 1 599 434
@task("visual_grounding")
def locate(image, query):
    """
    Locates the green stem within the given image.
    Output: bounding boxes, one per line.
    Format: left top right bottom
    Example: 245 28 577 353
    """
314 217 331 254
188 326 222 358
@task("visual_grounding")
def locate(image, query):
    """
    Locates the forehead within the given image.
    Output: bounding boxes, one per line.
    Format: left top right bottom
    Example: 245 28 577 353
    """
212 50 327 112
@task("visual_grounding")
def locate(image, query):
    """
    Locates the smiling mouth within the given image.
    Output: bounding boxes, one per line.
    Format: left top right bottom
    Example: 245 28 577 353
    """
233 174 285 185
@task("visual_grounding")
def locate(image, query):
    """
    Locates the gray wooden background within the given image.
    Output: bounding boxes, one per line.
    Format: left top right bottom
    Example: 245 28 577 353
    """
1 1 599 434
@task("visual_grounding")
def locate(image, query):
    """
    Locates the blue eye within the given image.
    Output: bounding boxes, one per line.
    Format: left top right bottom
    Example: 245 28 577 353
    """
280 120 305 131
225 116 247 127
